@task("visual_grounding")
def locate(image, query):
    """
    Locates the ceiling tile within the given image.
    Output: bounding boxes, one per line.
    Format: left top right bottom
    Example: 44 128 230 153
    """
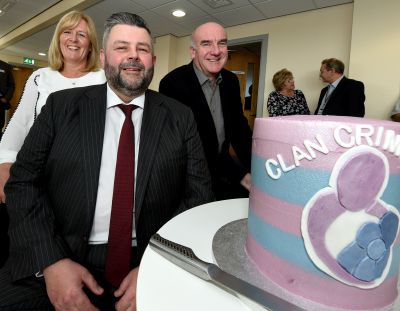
139 10 192 37
189 0 252 14
129 0 177 9
85 0 147 17
248 0 272 3
0 0 59 37
151 0 208 24
212 4 265 27
177 15 222 32
254 0 315 18
314 0 353 8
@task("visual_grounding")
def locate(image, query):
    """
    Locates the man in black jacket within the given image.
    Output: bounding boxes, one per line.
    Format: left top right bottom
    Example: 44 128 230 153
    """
0 59 15 136
0 60 14 269
159 22 252 200
315 58 365 117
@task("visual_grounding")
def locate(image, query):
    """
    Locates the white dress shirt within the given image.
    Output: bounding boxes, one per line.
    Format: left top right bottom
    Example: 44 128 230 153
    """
89 83 144 245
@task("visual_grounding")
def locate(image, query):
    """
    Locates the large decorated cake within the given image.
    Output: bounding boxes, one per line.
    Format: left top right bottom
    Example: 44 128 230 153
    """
246 115 400 310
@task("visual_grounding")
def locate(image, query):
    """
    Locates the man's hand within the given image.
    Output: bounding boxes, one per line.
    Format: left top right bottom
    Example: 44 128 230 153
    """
114 267 139 311
0 163 12 203
43 258 104 311
240 173 251 191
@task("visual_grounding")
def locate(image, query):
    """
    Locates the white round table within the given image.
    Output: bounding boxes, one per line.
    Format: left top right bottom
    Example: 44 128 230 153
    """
136 198 255 310
136 198 400 311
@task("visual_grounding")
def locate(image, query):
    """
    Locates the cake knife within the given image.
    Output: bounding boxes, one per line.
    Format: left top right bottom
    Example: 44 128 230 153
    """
149 233 305 311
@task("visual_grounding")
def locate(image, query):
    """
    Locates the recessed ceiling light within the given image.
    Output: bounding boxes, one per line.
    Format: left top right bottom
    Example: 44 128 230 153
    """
172 9 186 17
38 52 46 56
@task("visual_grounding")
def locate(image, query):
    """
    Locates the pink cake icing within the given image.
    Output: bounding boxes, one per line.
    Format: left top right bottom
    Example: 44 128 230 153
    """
246 115 400 310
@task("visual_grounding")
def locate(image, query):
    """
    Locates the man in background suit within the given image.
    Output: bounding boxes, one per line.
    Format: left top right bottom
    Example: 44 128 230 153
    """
315 58 365 117
0 59 15 136
159 22 252 200
0 12 213 310
0 60 14 269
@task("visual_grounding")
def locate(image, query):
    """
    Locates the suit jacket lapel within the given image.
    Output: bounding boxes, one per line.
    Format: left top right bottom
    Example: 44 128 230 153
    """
135 90 167 220
186 63 218 142
80 84 107 221
328 76 346 103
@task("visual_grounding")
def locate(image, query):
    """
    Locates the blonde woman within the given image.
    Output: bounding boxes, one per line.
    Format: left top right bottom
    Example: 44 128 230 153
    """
0 11 106 203
267 68 309 117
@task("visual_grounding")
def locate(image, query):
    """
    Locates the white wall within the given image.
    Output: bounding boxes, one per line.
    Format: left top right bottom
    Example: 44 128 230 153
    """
152 0 400 120
349 0 400 119
150 35 191 91
152 35 177 90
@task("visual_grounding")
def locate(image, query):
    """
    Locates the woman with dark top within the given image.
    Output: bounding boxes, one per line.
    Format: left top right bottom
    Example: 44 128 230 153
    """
267 68 310 117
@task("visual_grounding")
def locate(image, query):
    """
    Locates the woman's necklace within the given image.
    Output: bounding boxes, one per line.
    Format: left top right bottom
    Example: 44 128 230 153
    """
280 90 294 97
61 68 87 86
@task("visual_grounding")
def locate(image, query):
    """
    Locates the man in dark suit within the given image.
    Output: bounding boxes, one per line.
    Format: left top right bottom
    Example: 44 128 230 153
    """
0 12 213 310
0 59 15 136
0 60 14 269
159 22 252 200
315 58 365 117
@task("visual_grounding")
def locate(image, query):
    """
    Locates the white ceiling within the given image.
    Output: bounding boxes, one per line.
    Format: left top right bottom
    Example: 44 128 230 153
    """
0 0 353 63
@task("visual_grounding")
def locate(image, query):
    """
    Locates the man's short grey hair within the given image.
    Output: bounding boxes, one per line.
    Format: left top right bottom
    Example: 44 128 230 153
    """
190 22 227 49
102 12 152 49
322 58 345 74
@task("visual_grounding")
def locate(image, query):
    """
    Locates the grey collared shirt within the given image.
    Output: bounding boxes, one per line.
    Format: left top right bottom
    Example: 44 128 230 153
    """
193 63 225 152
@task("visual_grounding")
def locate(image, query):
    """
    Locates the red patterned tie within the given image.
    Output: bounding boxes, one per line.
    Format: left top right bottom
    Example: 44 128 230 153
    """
105 104 137 287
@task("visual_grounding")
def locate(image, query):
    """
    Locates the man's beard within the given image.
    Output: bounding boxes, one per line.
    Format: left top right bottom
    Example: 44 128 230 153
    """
104 59 154 98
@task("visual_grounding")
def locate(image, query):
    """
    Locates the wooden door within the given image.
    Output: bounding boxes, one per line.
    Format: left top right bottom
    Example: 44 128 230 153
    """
7 66 33 124
225 44 260 130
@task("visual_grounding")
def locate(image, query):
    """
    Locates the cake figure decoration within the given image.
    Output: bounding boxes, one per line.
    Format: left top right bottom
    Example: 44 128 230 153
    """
301 145 400 288
337 211 398 281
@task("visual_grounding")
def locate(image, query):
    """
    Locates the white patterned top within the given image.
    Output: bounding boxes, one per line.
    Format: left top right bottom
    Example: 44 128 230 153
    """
267 89 310 117
0 67 106 163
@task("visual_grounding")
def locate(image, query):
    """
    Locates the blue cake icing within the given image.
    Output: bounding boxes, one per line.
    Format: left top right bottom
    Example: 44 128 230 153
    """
338 212 399 281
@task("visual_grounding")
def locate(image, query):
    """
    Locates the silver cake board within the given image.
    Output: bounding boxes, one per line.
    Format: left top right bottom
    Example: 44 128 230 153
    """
212 219 398 311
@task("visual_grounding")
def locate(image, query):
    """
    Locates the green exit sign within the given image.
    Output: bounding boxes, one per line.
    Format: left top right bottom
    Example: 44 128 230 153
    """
23 57 35 65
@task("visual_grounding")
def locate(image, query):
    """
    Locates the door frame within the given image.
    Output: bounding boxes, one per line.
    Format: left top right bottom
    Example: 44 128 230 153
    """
228 34 268 118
